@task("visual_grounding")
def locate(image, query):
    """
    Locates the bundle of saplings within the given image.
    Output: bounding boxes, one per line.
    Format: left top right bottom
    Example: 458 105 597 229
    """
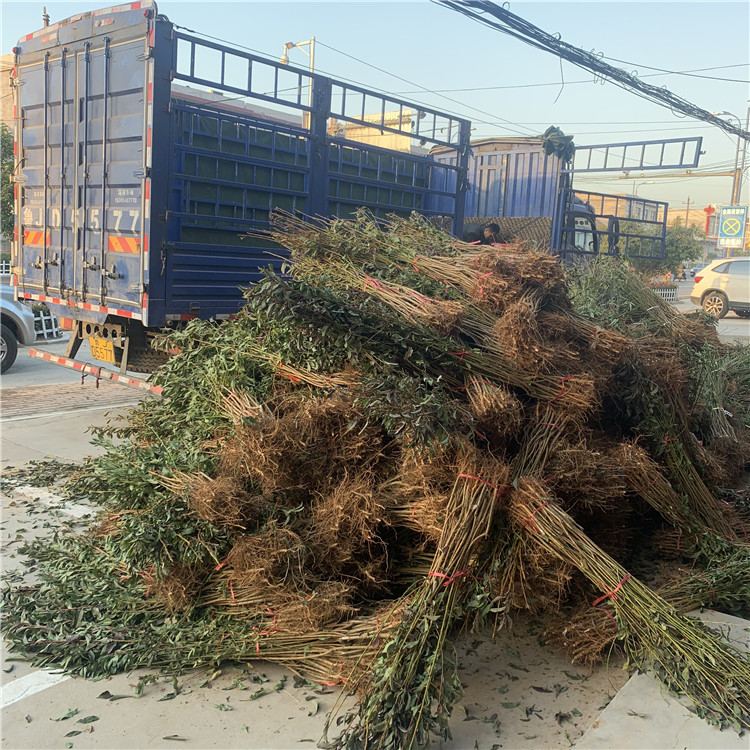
2 210 750 747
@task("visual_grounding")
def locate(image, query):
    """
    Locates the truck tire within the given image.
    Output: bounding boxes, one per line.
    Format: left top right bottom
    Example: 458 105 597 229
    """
1 323 19 373
117 346 171 374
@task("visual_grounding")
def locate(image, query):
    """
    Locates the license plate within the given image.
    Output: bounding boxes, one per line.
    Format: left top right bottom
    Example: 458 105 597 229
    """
88 336 116 364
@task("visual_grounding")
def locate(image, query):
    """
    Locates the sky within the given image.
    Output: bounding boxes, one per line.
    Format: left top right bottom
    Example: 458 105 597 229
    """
2 0 749 215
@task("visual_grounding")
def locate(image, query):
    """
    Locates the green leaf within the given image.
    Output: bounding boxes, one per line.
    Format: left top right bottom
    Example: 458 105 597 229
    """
501 702 520 709
77 716 99 724
54 708 79 722
162 736 188 742
65 731 82 737
214 703 233 711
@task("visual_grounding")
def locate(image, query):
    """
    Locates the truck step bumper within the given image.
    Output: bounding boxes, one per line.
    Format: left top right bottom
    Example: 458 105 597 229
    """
28 349 163 395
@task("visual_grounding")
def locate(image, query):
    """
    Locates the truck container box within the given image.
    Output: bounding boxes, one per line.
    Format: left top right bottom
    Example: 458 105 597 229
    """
12 1 470 336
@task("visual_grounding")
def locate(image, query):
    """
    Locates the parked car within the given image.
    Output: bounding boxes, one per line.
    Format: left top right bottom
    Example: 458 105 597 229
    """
690 262 710 277
1 285 38 373
690 257 750 318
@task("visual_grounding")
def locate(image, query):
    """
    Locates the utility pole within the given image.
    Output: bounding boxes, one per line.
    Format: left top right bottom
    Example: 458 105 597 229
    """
685 197 690 226
738 105 750 204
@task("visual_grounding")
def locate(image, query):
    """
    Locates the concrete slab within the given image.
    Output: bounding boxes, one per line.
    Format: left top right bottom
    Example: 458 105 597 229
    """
577 610 750 750
1 406 132 466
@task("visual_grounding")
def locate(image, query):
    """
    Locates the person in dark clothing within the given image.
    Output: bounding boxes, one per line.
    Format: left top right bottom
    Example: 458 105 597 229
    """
480 222 501 245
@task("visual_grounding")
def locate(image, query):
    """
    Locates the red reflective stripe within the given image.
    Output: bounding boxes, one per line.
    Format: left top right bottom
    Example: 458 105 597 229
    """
147 82 153 102
149 27 155 47
132 2 142 9
144 181 150 200
25 33 33 41
143 233 149 254
14 141 17 156
147 128 152 147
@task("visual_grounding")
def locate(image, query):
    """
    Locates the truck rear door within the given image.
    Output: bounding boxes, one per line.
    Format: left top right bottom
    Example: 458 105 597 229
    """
14 2 154 320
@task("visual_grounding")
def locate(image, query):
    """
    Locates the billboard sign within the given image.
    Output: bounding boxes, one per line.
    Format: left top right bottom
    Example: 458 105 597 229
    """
716 205 747 248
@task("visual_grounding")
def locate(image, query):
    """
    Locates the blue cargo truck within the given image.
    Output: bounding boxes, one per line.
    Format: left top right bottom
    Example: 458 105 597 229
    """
12 3 705 386
11 1 470 381
430 136 704 262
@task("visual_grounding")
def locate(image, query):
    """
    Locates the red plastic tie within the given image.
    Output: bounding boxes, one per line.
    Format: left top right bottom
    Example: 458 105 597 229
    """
229 580 236 603
428 569 471 587
538 422 561 430
663 434 679 443
363 276 385 290
601 609 618 631
643 474 660 492
452 350 470 363
551 375 574 403
523 501 550 533
592 573 632 607
215 556 229 572
144 586 151 598
695 575 716 603
277 361 301 384
474 429 488 441
458 472 500 495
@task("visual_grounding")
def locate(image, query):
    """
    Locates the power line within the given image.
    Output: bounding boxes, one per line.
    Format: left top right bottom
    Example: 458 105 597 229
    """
391 64 750 95
170 23 537 138
314 39 536 138
597 57 749 83
434 1 750 142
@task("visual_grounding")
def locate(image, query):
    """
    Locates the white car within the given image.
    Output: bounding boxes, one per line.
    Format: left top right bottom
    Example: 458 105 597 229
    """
690 257 750 319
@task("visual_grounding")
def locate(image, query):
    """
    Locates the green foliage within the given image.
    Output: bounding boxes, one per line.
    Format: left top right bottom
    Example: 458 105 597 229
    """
540 126 575 163
1 123 13 242
354 371 474 449
0 534 264 678
626 217 706 276
567 255 683 334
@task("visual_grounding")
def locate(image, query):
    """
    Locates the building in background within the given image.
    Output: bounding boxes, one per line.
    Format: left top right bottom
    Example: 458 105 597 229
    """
1 54 12 129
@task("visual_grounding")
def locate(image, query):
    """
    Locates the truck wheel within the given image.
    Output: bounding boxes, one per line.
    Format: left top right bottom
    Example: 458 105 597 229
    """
1 323 19 373
116 346 171 374
702 291 729 319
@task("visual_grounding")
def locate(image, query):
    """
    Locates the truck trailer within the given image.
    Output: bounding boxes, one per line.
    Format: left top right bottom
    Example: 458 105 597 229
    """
10 1 470 377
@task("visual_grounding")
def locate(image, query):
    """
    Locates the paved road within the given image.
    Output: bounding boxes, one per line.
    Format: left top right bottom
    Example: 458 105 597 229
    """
675 280 749 342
